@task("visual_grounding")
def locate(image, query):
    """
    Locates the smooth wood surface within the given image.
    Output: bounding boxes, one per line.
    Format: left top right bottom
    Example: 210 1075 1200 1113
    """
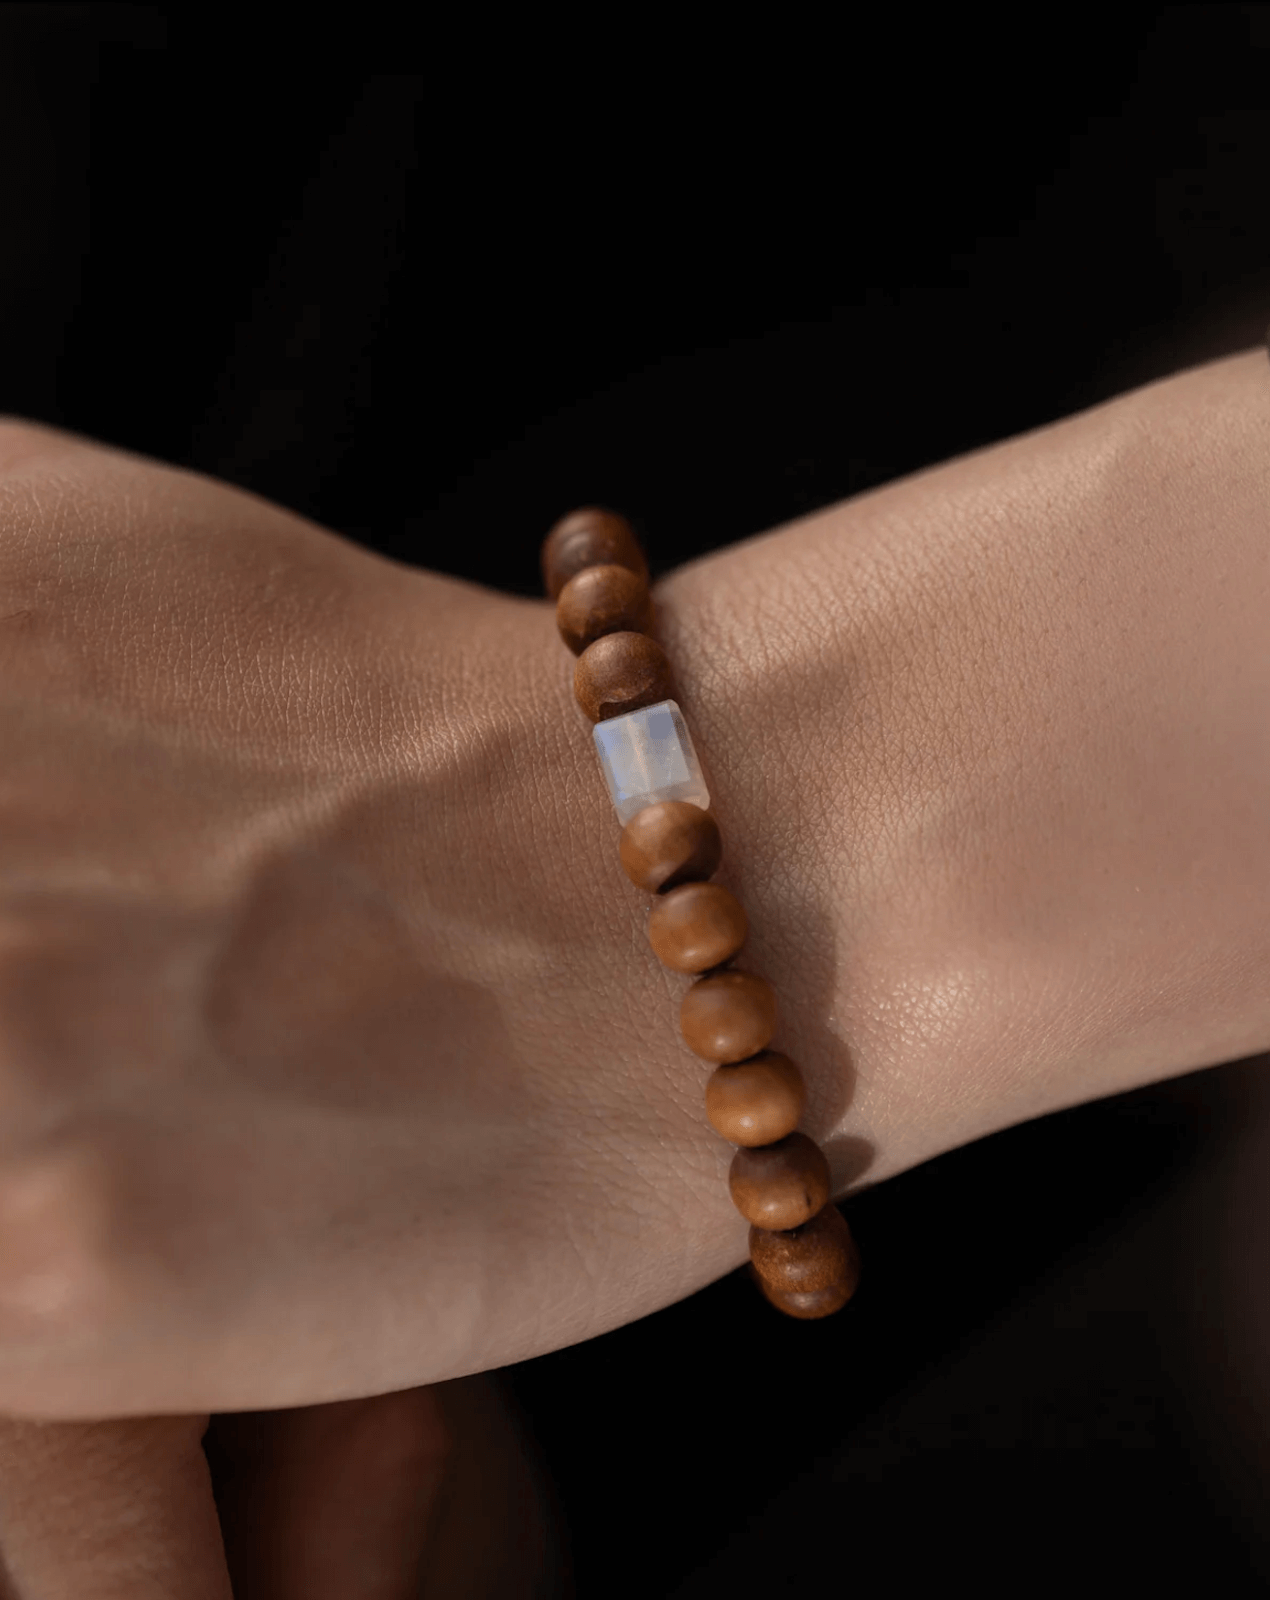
679 970 777 1063
647 881 747 973
619 801 721 893
542 507 647 600
573 631 674 722
556 564 653 655
728 1132 830 1229
705 1052 806 1147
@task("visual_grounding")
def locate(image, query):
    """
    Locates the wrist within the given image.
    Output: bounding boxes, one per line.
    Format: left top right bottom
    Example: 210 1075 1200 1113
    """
656 349 1270 1196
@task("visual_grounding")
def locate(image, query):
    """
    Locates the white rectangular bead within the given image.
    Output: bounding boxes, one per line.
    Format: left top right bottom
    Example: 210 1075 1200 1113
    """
592 699 710 824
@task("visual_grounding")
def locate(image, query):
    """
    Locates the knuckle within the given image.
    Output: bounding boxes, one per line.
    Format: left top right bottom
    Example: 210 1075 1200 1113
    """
0 904 190 1120
0 1141 129 1342
0 917 99 1113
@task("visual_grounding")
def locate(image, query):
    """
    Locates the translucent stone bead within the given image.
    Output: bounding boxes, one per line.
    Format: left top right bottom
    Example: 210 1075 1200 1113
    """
591 699 710 825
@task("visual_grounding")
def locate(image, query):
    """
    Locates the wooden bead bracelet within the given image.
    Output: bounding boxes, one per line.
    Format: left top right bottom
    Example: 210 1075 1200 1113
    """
542 508 862 1320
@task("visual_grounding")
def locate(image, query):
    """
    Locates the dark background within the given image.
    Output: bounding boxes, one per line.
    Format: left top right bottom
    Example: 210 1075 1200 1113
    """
3 4 1270 1594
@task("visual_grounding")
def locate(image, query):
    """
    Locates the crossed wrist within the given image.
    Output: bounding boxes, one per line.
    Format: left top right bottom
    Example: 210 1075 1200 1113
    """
653 352 1270 1199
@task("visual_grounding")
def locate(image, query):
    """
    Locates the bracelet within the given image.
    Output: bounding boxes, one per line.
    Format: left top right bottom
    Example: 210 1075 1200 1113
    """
542 508 862 1320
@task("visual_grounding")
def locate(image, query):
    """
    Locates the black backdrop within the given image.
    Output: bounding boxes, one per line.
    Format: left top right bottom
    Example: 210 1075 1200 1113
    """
3 5 1270 1595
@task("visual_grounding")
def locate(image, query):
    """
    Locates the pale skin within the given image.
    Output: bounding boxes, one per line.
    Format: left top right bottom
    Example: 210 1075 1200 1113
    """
0 351 1266 1593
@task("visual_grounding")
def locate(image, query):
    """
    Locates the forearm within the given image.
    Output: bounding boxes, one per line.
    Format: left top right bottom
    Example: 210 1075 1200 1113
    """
655 349 1270 1191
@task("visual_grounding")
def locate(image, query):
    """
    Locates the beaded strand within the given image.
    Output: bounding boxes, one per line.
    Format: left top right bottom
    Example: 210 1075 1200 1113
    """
543 507 861 1319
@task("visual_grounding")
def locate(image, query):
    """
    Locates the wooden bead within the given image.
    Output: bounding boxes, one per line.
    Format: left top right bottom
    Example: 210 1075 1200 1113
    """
729 1132 830 1230
679 970 776 1063
749 1204 860 1319
542 507 648 600
619 801 722 893
556 564 653 656
757 1278 854 1321
574 631 674 723
705 1051 805 1146
647 881 747 974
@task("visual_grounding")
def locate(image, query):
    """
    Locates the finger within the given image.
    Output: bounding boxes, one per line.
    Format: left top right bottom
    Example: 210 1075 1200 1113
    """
208 1386 451 1600
412 1377 558 1599
0 1412 232 1600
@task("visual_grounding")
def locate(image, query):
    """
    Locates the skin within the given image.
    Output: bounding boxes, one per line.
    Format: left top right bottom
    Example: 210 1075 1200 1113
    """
0 352 1267 1588
0 1378 549 1597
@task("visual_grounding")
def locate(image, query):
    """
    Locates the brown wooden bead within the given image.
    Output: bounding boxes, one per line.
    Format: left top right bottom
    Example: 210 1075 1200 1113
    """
574 631 674 723
756 1277 854 1321
729 1132 830 1230
542 507 648 600
705 1051 805 1147
619 801 722 893
749 1203 860 1318
647 881 747 974
679 970 776 1063
556 564 653 656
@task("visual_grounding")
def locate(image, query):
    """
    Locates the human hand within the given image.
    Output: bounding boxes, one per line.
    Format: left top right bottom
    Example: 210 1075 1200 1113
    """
0 418 743 1418
0 352 1269 1422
